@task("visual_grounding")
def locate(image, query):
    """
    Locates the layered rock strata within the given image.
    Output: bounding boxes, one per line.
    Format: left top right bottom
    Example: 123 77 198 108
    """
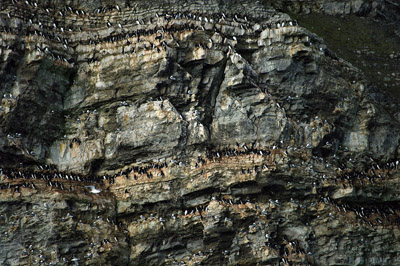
1 0 400 265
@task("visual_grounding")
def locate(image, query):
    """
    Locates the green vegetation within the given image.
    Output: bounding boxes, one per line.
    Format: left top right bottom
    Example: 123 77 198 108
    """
292 13 400 99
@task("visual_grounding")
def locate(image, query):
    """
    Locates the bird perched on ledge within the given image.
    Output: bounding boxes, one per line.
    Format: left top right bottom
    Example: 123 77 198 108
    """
85 185 102 194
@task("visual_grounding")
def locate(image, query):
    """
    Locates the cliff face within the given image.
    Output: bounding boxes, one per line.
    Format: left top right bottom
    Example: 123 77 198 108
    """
266 0 400 19
1 0 400 265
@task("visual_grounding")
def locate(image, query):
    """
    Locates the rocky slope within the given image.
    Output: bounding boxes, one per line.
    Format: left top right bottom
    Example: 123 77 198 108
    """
1 0 400 265
267 0 400 99
265 0 400 19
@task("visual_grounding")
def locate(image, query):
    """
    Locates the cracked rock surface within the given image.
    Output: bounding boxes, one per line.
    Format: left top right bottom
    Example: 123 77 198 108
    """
1 0 400 265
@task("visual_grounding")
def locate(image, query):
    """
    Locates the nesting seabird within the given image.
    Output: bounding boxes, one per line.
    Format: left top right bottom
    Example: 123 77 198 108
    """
71 257 79 266
85 185 101 194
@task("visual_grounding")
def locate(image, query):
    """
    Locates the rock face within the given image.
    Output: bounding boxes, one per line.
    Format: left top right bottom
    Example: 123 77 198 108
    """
1 0 400 265
267 0 400 20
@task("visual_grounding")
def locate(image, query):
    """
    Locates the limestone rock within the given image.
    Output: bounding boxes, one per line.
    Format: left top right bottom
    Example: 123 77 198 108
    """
1 0 400 265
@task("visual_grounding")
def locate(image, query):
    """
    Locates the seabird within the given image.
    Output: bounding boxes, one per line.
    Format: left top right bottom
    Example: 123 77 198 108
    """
71 257 79 266
85 185 101 194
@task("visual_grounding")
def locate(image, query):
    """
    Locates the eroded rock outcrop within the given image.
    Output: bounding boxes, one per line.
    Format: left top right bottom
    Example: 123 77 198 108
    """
267 0 400 20
1 0 400 265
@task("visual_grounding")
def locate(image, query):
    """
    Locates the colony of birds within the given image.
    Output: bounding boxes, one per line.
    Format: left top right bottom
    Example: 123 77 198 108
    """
2 0 400 265
2 146 400 265
0 0 299 67
2 142 400 225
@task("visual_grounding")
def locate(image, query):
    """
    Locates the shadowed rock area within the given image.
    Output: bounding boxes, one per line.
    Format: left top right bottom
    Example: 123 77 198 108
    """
265 0 400 99
1 0 400 265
